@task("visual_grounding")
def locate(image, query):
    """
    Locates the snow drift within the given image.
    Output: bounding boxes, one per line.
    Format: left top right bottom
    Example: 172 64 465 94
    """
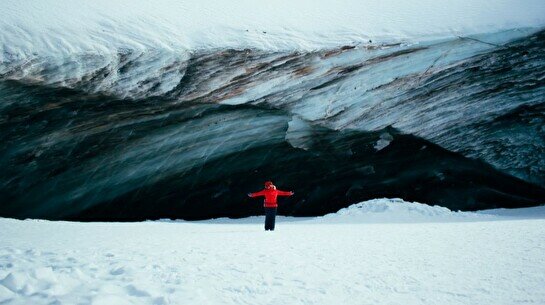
318 198 488 223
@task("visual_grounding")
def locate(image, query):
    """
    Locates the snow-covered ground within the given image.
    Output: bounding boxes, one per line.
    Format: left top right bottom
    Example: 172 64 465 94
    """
1 199 544 305
1 0 545 57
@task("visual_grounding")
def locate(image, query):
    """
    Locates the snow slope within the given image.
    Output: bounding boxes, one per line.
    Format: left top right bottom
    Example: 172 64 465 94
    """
1 199 544 305
1 0 545 58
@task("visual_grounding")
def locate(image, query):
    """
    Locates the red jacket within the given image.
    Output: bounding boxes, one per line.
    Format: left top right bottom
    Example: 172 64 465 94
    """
249 189 293 207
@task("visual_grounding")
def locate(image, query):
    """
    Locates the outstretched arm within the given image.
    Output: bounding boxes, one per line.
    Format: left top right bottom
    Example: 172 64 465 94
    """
277 190 294 196
248 190 266 198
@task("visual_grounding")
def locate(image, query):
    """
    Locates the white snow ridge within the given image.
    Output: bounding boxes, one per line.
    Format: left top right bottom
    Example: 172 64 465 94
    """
1 200 545 305
318 198 487 223
1 0 545 56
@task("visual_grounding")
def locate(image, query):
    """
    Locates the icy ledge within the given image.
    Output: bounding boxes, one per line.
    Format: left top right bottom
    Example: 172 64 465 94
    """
1 0 545 55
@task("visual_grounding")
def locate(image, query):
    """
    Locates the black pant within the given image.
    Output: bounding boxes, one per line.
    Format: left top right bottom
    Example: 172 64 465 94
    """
264 207 277 231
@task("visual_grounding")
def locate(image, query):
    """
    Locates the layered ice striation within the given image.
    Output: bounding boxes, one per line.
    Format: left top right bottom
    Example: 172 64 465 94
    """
0 29 544 220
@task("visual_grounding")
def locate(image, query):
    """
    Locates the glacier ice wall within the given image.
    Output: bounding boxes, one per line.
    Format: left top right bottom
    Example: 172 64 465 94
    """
0 29 544 220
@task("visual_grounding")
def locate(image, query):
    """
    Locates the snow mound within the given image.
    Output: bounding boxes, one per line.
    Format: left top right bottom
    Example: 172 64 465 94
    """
319 198 488 223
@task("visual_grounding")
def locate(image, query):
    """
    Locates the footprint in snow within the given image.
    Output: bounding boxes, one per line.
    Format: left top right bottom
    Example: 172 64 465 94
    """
109 267 125 276
125 284 151 297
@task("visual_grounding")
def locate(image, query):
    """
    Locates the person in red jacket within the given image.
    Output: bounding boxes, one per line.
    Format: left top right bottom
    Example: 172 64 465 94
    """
248 181 294 231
